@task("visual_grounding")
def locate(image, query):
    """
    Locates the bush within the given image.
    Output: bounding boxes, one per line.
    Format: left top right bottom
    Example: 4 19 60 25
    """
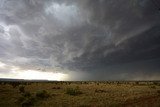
95 89 106 93
35 90 49 99
52 86 61 89
17 96 25 103
19 85 25 93
21 97 35 107
149 85 156 89
11 82 20 88
17 90 51 106
66 86 82 96
17 92 35 107
157 90 160 94
22 92 31 98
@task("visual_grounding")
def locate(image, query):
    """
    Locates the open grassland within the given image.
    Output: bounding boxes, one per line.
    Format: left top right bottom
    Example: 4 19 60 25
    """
0 81 160 107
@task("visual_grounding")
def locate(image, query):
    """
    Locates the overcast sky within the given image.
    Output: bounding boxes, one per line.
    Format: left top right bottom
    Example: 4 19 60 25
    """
0 0 160 80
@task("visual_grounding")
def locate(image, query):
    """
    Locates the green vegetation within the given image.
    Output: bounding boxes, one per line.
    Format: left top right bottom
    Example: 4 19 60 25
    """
17 89 50 106
66 86 82 96
35 90 50 99
19 85 25 93
17 91 35 106
18 96 35 107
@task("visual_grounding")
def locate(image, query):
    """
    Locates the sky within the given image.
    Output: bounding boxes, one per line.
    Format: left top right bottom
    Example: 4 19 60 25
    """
0 0 160 81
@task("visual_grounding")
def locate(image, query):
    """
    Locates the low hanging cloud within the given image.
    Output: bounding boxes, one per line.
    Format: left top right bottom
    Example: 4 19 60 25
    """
0 0 160 80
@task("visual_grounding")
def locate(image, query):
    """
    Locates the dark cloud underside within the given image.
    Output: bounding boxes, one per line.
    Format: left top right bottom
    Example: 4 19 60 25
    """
0 0 160 80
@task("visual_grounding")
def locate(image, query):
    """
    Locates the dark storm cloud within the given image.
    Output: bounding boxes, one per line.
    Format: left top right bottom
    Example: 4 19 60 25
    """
0 0 160 80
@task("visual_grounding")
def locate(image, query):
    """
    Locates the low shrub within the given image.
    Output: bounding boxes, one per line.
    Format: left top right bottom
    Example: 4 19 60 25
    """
157 90 160 94
66 86 82 96
17 96 26 103
149 85 156 89
35 90 50 99
135 81 139 85
22 91 31 98
11 82 20 88
95 89 107 93
21 97 35 107
19 85 25 93
17 92 35 107
17 90 50 106
52 86 61 89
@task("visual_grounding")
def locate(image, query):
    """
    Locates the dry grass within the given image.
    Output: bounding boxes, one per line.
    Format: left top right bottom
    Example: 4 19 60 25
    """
0 81 160 107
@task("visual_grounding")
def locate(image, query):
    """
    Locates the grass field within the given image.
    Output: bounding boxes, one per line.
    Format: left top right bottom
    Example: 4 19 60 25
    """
0 81 160 107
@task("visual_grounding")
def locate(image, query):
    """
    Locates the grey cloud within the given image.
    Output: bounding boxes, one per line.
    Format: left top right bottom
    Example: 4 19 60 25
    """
0 0 160 80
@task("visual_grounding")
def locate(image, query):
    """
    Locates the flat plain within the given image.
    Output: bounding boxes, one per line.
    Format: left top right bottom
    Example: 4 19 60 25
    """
0 81 160 107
